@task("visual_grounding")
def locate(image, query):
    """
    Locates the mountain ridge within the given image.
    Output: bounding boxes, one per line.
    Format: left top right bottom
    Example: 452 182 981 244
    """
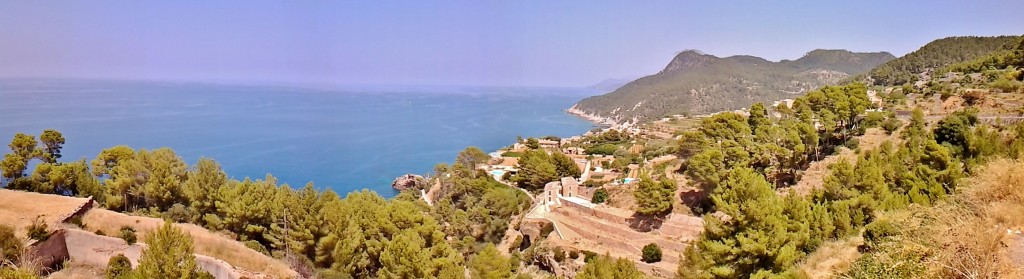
572 49 894 123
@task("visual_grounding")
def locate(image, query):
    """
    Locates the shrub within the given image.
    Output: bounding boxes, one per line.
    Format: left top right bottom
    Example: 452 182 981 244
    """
863 219 899 247
881 118 902 134
509 235 524 253
0 224 23 263
553 246 566 263
592 188 608 204
119 226 137 245
963 90 985 105
26 217 50 241
106 254 133 279
0 267 39 279
582 250 598 262
164 203 191 223
539 222 555 238
990 77 1021 93
845 138 860 150
863 111 886 128
641 243 662 263
67 214 84 228
95 229 106 236
568 250 579 260
244 240 269 255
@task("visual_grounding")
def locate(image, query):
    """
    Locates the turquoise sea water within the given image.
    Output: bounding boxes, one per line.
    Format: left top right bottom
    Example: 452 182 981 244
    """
0 79 598 197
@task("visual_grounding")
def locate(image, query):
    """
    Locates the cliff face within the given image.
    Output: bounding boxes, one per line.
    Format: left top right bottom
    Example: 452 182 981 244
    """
572 49 895 123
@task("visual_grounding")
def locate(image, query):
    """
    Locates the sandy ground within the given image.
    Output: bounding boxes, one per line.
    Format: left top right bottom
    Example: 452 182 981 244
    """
80 208 296 278
0 189 91 238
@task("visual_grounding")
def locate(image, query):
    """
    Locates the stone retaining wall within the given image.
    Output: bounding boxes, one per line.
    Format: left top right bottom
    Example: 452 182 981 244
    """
27 229 244 279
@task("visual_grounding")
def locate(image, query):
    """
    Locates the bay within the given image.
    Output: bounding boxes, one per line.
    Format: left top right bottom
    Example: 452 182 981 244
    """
0 79 598 197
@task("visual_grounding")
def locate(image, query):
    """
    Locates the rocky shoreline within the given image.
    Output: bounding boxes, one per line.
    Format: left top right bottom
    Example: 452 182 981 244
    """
566 104 619 126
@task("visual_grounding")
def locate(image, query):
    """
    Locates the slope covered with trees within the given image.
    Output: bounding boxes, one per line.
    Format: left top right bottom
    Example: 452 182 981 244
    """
867 35 1022 86
0 132 535 278
572 49 893 123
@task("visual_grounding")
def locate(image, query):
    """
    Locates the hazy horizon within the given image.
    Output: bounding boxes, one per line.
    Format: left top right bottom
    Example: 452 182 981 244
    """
2 1 1023 87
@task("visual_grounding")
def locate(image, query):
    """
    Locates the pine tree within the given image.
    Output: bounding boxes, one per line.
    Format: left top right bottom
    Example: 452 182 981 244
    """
634 176 675 215
551 152 582 178
577 254 645 279
135 221 207 279
468 244 511 279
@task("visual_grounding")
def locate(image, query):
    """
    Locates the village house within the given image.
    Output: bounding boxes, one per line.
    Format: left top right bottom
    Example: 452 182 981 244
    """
540 177 586 212
563 146 585 155
538 139 559 149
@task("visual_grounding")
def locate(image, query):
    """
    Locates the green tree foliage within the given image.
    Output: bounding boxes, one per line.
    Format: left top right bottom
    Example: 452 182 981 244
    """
525 138 540 149
933 109 979 159
940 36 1024 75
576 254 645 279
90 145 135 177
0 267 40 279
119 226 137 245
683 83 870 196
633 177 675 215
38 129 65 163
550 152 582 178
317 190 461 278
641 243 662 263
455 147 490 169
100 147 188 212
512 150 557 190
0 224 22 264
106 254 133 279
680 168 813 278
25 217 49 241
28 160 100 196
869 35 1021 85
468 244 511 279
135 221 206 279
1 153 28 181
747 103 771 133
181 158 227 224
591 188 608 204
430 166 531 245
2 133 41 180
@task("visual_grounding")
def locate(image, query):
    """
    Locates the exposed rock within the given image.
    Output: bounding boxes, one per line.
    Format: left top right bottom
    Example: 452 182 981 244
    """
391 174 425 191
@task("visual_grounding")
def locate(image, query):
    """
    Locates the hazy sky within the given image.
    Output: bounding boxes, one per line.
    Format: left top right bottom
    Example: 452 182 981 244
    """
1 1 1022 87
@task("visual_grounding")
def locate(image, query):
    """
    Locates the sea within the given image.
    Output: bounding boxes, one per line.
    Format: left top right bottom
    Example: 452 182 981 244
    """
0 79 599 197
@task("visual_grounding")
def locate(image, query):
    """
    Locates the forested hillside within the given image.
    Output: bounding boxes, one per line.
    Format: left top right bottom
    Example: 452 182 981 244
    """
868 35 1022 86
571 49 893 123
0 132 535 278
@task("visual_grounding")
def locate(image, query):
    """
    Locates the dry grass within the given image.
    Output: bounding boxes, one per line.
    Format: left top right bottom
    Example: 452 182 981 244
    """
798 236 864 279
81 208 296 278
806 159 1024 278
604 183 637 211
942 158 1024 278
45 262 104 279
0 189 90 238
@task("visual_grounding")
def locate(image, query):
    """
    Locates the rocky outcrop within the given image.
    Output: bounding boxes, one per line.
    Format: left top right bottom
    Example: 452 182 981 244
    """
391 174 426 191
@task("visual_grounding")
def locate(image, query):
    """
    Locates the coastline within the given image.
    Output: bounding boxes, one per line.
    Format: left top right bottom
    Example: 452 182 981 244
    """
565 104 619 126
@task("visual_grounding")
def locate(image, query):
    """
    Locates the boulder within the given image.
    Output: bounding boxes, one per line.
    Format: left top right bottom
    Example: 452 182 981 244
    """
391 174 425 191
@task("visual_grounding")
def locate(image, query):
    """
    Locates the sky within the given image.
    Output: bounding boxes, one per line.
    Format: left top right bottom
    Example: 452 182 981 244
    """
1 1 1022 87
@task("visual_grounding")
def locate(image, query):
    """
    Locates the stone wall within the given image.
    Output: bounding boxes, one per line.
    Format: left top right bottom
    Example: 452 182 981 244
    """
26 229 70 273
28 229 244 279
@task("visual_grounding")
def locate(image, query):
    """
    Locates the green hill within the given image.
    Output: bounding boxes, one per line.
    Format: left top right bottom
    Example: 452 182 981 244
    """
572 49 894 123
867 35 1022 86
